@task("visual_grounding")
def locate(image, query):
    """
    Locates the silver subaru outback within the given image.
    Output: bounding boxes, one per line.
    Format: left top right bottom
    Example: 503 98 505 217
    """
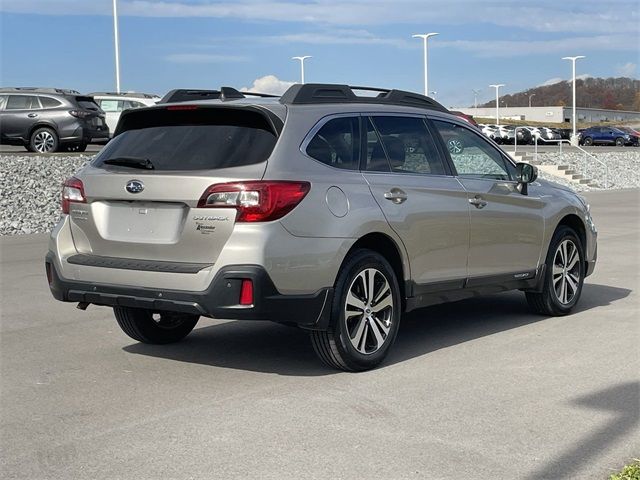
46 84 597 371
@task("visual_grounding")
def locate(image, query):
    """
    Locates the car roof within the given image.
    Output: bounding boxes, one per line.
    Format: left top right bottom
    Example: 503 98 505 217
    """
88 92 160 99
0 87 81 96
155 84 457 124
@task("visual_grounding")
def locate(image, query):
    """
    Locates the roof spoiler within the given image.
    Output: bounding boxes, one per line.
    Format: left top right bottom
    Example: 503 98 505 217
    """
158 87 278 104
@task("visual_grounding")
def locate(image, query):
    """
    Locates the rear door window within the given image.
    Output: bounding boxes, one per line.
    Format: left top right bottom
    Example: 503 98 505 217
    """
370 116 446 175
6 95 40 110
305 116 360 170
93 107 278 171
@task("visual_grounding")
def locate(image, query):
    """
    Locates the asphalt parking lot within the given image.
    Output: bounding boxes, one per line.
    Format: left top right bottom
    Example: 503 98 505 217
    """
1 189 638 479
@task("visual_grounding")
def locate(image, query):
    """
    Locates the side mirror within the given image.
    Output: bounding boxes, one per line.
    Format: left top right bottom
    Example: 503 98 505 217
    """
515 162 538 195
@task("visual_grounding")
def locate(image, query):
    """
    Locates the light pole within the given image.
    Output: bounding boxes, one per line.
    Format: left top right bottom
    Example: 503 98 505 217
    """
292 56 311 84
112 0 121 93
412 33 439 96
489 84 505 125
472 89 481 109
528 93 536 108
562 55 585 143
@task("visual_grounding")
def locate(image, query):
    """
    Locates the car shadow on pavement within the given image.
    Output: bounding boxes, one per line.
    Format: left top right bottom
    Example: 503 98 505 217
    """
526 381 640 480
123 283 631 376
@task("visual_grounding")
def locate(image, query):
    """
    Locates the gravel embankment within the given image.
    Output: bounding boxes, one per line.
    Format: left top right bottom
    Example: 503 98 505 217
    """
533 150 640 191
2 151 640 235
1 155 91 235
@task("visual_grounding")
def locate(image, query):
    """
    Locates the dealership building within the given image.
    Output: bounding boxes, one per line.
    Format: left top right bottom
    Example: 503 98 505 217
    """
452 106 640 124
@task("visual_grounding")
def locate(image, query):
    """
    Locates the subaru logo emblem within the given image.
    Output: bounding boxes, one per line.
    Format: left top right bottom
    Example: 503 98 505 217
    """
125 180 144 194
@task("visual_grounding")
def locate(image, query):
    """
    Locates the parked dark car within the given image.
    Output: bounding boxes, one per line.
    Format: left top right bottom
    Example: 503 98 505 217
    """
450 110 479 128
617 127 640 146
578 126 637 147
0 88 109 153
556 128 572 140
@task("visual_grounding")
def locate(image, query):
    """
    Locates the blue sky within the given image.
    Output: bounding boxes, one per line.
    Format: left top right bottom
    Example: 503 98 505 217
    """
1 0 638 107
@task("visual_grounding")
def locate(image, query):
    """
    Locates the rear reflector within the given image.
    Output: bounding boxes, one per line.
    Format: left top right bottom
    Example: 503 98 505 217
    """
61 176 86 214
239 279 254 306
197 181 310 222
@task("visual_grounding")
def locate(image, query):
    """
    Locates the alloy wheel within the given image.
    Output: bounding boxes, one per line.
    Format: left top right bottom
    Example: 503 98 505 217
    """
552 239 581 305
447 138 464 154
33 131 55 153
344 268 394 355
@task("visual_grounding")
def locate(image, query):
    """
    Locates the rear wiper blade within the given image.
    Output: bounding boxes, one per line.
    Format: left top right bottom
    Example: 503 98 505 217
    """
103 156 155 170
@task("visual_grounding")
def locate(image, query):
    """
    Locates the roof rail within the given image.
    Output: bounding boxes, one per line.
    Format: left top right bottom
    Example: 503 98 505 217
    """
0 87 81 95
279 83 448 112
87 91 160 99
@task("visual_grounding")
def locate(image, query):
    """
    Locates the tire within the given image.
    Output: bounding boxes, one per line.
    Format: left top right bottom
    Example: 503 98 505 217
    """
614 137 624 147
29 127 59 153
113 307 199 344
310 249 401 371
526 226 585 316
582 137 593 146
66 142 87 152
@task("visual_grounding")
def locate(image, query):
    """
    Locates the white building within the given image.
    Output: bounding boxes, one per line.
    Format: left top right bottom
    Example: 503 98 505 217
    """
451 106 640 124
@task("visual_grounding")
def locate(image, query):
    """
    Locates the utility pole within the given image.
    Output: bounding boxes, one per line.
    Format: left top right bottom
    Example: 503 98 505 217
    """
292 56 312 84
112 0 121 93
489 84 505 125
412 33 439 96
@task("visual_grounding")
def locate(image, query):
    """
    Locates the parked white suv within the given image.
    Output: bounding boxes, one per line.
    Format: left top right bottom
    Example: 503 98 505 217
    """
89 92 160 136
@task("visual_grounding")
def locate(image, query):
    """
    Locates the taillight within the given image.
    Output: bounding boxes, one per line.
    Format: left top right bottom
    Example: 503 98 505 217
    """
62 177 86 214
197 181 310 222
69 110 91 118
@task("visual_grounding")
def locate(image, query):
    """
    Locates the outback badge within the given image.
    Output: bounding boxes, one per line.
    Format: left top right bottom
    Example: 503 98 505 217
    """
125 180 144 194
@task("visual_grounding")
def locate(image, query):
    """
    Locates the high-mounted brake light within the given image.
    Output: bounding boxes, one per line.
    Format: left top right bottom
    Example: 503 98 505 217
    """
61 177 86 214
197 181 311 222
166 105 199 111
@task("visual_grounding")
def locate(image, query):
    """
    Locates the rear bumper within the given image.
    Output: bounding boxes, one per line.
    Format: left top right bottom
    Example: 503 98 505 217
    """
60 126 110 144
46 252 333 330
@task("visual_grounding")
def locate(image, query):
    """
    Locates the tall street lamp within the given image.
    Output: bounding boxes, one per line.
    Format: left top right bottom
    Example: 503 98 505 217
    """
528 93 536 108
412 33 439 96
472 89 481 109
562 55 586 143
292 56 312 84
489 84 505 125
112 0 121 93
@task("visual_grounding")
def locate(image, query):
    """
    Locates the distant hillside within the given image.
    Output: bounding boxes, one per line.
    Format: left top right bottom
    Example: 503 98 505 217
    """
478 77 640 111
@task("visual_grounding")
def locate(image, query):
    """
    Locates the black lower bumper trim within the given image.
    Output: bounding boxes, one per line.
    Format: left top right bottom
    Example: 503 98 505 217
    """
46 253 333 330
67 254 213 274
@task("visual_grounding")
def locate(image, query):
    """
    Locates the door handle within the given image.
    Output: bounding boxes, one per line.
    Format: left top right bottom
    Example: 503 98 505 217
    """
27 113 38 118
383 188 408 204
468 196 488 209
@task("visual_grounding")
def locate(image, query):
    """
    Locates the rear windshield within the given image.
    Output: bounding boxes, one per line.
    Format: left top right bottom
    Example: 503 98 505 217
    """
75 96 100 110
93 107 278 171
